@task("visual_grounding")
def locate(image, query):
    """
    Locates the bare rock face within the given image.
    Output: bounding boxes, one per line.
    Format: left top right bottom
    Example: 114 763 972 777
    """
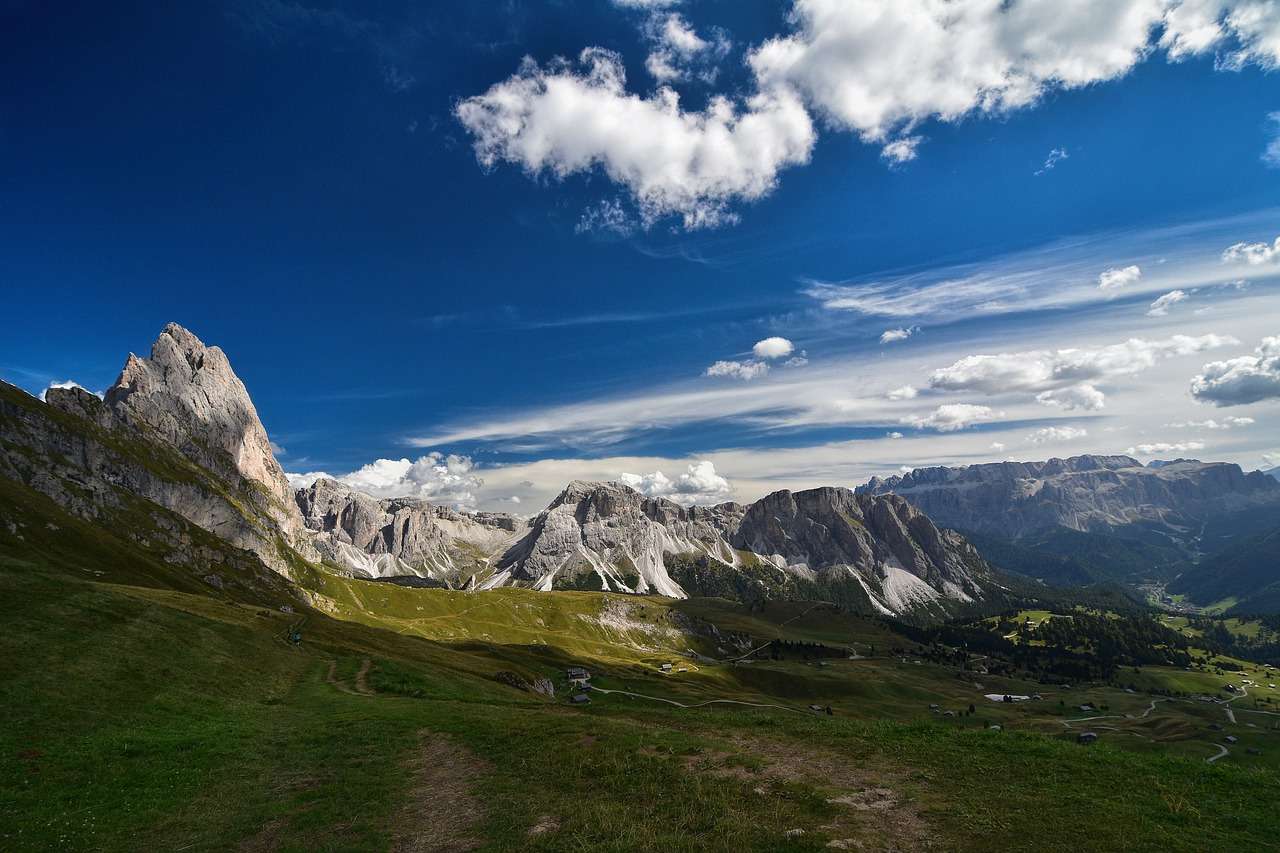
0 324 311 581
294 476 523 583
857 455 1280 539
732 487 989 615
481 480 989 614
493 481 743 597
103 323 300 536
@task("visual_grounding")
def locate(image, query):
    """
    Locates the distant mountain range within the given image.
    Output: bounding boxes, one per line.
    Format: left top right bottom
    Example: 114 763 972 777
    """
859 455 1280 613
3 324 1276 617
0 324 1001 620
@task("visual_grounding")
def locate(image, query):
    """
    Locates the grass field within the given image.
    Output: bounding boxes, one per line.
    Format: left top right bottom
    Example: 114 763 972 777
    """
2 481 1279 851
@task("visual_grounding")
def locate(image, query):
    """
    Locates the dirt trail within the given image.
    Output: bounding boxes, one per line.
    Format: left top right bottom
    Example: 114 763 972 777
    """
324 658 375 696
389 731 489 853
1207 743 1230 764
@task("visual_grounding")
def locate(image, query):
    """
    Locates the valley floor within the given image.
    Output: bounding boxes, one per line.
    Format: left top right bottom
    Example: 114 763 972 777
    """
3 550 1279 852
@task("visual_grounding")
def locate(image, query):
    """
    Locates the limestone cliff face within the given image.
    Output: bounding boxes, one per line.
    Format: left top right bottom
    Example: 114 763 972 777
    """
294 477 522 583
857 455 1280 539
491 481 743 597
479 480 990 614
0 324 307 579
103 323 301 537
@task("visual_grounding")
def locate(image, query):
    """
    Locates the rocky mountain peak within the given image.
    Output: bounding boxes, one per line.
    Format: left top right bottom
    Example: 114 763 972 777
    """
103 323 299 533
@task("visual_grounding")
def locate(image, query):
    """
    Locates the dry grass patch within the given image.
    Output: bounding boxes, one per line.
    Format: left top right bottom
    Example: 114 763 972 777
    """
389 731 489 853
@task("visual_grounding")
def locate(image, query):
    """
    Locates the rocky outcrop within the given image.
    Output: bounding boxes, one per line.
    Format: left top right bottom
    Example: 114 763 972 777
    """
103 323 301 537
480 480 991 614
294 477 522 583
731 487 989 614
0 324 310 580
858 455 1280 540
490 480 742 597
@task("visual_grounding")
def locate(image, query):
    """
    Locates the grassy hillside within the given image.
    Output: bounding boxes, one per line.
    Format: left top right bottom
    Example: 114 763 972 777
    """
3 477 1280 851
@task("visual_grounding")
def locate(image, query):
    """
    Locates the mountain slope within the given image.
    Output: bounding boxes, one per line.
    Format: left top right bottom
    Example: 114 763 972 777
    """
482 480 997 617
857 455 1280 542
1169 524 1280 614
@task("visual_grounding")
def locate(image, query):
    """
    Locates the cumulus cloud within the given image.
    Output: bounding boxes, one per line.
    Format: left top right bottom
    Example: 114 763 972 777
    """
38 380 100 402
1222 235 1280 265
455 48 814 229
886 385 918 401
901 403 999 432
886 431 904 439
1027 426 1089 445
750 0 1280 146
1098 264 1142 291
643 12 731 83
618 460 732 504
285 452 483 507
1125 440 1206 456
1166 416 1255 429
990 441 1007 452
1147 289 1188 317
463 1 1280 229
929 334 1237 394
879 327 916 344
1035 383 1106 411
752 336 795 359
705 359 770 381
1190 335 1280 406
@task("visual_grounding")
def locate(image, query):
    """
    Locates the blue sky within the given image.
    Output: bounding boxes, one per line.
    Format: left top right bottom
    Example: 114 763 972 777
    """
2 0 1279 510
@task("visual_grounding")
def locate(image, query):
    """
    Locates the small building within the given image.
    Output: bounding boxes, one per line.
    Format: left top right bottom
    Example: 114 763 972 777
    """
566 667 590 681
1077 732 1098 745
570 693 591 704
659 663 673 672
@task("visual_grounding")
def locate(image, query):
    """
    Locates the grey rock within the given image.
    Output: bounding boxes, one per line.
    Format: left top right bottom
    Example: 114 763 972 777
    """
857 454 1280 539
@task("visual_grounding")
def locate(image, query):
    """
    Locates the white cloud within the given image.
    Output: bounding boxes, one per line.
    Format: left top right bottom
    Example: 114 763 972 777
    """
784 355 810 368
1027 426 1089 445
643 13 732 83
1035 383 1106 411
879 327 916 344
1264 450 1280 468
749 0 1280 147
1035 147 1069 176
1160 1 1280 68
901 403 999 432
705 359 770 381
269 440 287 456
1264 112 1280 168
887 385 918 401
1147 289 1188 316
886 431 904 439
752 336 795 359
38 380 101 402
989 441 1007 452
285 452 484 507
1126 440 1206 456
1166 416 1255 429
1098 264 1142 291
455 48 814 229
465 2 1280 229
1190 335 1280 406
880 135 921 165
1222 235 1280 265
618 460 732 504
929 334 1237 394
